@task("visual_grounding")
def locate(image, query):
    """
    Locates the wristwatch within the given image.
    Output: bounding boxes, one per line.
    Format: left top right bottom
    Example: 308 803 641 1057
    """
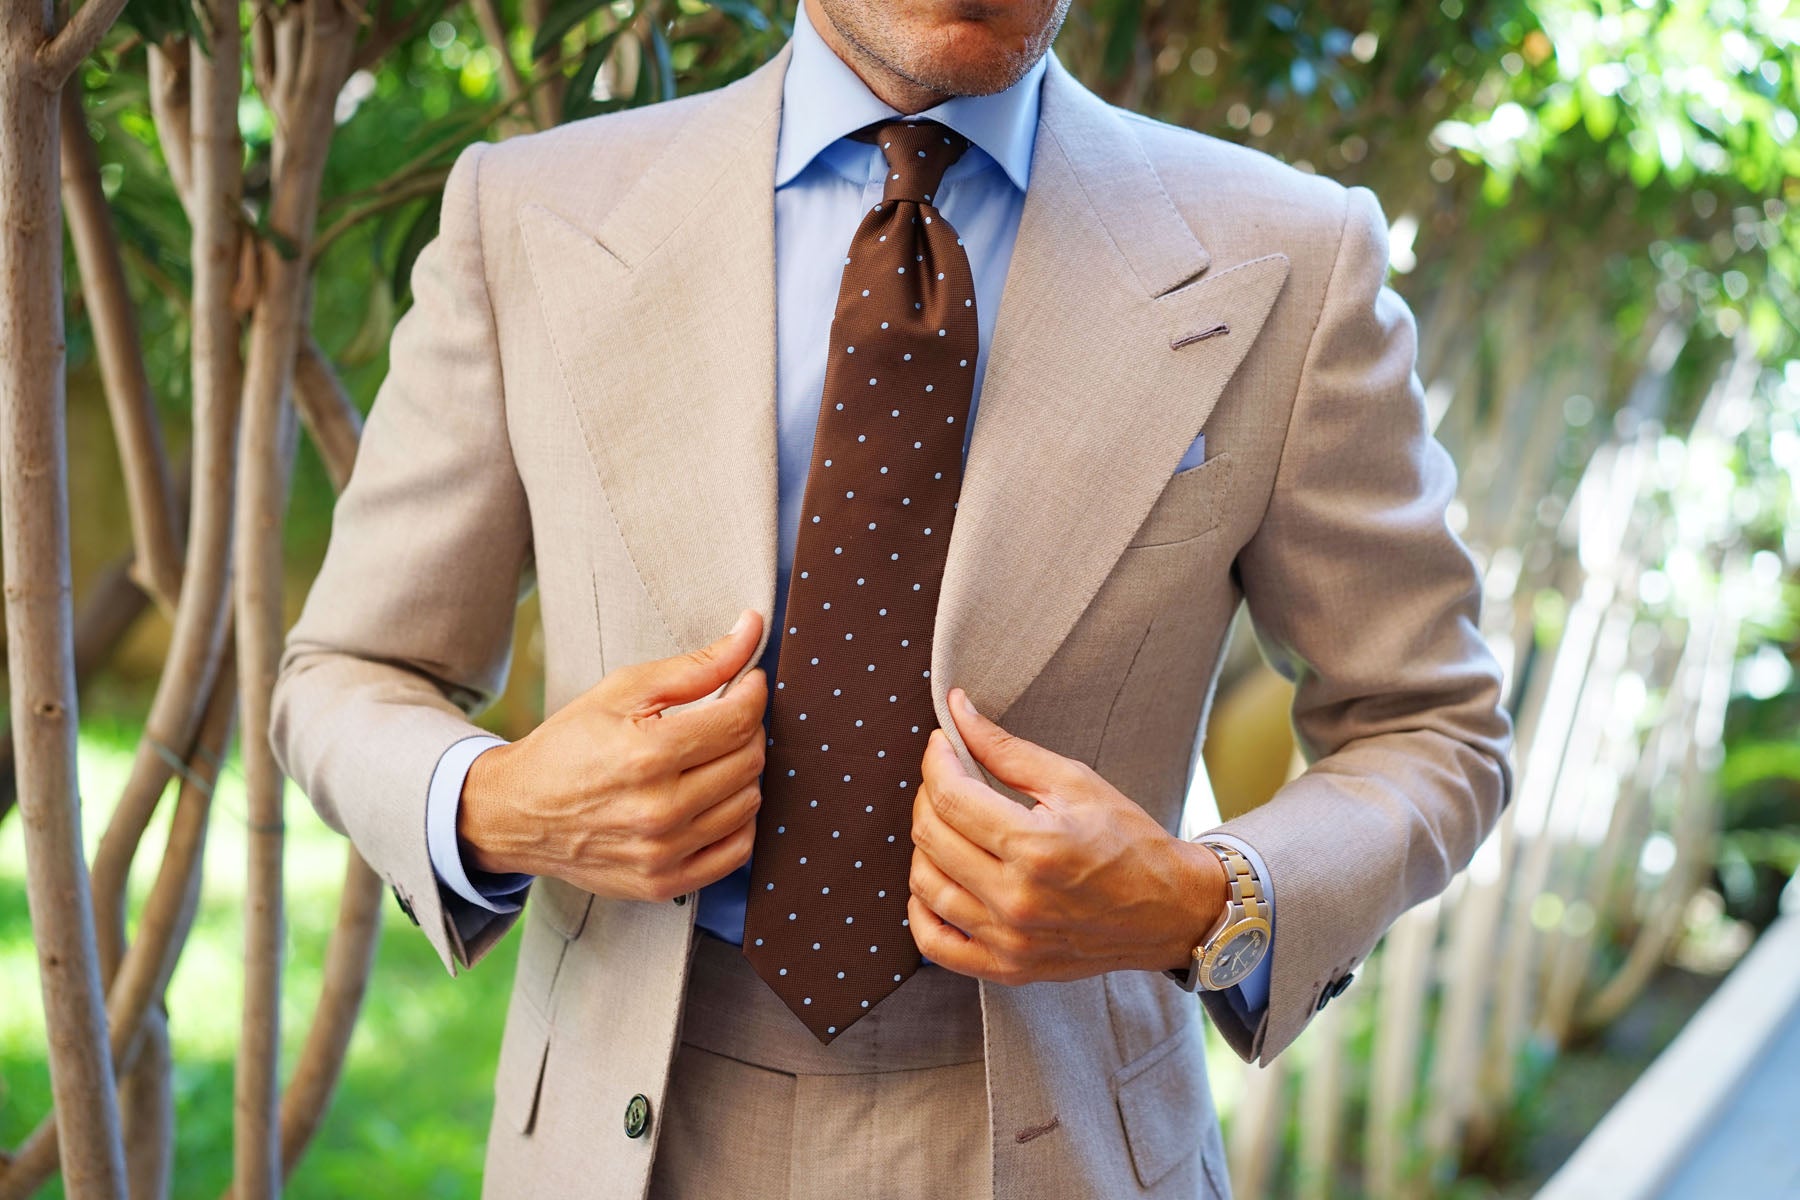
1168 840 1270 992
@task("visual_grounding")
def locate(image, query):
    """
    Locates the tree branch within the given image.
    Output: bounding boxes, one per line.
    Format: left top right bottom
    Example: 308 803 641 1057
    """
61 76 186 613
36 0 130 89
292 335 363 489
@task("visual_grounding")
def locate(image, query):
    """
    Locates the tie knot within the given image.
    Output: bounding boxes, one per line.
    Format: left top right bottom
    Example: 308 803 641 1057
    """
853 119 970 206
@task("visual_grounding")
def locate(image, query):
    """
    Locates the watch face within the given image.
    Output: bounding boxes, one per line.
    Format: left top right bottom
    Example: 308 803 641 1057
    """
1207 927 1269 989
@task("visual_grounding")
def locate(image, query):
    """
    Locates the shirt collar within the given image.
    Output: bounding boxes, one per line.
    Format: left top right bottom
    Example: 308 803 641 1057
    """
774 0 1045 194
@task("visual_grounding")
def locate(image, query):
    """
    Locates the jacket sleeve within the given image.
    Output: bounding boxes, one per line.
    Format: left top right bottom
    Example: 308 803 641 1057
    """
1199 184 1515 1065
269 139 533 976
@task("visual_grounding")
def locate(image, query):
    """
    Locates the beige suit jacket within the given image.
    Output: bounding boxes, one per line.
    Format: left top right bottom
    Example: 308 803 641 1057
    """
271 37 1514 1200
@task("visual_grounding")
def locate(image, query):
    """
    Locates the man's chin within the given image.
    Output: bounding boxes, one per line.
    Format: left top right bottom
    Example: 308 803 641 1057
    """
891 32 1043 97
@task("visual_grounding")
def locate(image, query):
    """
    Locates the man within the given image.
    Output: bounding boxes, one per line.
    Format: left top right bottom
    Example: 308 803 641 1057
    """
270 0 1514 1194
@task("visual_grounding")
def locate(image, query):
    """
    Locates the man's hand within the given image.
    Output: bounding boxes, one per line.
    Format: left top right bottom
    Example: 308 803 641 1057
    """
907 686 1226 984
458 608 768 902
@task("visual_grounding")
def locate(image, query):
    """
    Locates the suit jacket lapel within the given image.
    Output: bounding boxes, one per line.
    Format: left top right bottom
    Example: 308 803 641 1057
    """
516 45 791 668
929 53 1290 772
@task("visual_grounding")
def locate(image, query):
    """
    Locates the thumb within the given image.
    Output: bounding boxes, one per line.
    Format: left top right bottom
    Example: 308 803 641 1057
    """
627 608 762 713
947 687 1067 799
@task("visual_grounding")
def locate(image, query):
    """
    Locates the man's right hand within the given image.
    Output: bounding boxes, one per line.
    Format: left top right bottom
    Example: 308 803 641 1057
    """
457 608 768 902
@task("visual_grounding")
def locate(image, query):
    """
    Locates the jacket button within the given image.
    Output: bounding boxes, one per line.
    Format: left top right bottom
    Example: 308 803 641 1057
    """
1331 971 1355 998
624 1093 651 1139
391 887 418 926
673 893 688 906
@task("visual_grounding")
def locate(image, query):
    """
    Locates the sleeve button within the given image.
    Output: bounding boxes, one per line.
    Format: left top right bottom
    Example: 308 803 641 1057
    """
624 1093 651 1139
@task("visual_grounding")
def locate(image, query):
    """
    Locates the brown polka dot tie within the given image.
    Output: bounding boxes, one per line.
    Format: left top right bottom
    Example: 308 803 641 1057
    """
743 119 976 1043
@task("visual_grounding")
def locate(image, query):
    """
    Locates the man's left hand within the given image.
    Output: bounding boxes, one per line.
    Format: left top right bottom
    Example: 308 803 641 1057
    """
908 686 1227 985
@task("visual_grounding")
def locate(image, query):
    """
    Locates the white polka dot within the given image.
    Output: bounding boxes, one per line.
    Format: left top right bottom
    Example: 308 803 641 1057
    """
846 345 855 353
926 384 934 393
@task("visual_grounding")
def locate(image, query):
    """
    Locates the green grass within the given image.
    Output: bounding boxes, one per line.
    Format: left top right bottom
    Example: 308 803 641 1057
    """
0 721 518 1198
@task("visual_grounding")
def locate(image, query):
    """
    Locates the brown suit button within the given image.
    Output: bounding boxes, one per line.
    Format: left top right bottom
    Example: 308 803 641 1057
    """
624 1093 651 1139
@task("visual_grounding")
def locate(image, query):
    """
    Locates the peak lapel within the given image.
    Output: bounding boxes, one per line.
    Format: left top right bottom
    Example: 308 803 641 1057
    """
517 46 791 666
930 55 1290 770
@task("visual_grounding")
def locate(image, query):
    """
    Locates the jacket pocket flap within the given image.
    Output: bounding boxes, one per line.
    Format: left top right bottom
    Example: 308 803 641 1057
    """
1114 1026 1207 1189
1127 451 1234 548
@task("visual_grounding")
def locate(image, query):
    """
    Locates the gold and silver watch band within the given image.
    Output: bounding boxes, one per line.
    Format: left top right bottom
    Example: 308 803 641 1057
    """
1167 839 1269 993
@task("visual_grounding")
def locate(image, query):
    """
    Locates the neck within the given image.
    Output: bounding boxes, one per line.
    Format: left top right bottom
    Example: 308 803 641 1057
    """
803 0 951 114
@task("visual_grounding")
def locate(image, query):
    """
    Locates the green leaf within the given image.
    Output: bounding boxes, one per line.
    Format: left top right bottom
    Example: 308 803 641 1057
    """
1100 0 1141 80
119 0 196 44
649 20 675 102
391 197 442 306
705 0 769 32
532 0 616 63
560 24 629 122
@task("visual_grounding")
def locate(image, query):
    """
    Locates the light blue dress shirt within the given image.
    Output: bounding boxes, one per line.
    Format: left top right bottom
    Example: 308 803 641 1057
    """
424 0 1272 1022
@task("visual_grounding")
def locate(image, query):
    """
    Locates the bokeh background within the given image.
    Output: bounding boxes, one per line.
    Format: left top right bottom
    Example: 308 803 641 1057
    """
2 0 1796 1196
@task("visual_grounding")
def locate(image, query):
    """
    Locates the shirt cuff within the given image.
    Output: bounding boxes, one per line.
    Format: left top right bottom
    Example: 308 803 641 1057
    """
426 734 534 913
1198 830 1274 1019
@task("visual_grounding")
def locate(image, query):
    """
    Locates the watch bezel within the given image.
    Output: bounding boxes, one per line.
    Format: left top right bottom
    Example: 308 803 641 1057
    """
1196 916 1271 990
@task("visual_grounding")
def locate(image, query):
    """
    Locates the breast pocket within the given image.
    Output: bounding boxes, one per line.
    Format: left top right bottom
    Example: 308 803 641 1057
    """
1125 451 1234 549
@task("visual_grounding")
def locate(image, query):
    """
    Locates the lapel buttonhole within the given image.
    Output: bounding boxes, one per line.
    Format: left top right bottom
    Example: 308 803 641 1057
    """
1171 323 1230 351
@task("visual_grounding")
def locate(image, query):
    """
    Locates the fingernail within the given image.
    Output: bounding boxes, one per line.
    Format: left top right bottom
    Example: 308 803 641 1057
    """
730 609 751 636
954 689 976 717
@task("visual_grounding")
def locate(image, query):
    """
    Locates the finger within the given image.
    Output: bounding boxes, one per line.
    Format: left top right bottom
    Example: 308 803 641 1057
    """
615 609 763 716
670 776 762 859
920 728 1028 858
911 792 1005 907
670 807 758 894
909 846 994 935
673 734 765 817
907 893 1003 980
947 686 1079 799
655 667 769 772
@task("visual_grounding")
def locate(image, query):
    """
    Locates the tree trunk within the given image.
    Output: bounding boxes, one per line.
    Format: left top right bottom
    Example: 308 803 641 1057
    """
231 5 358 1195
0 0 127 1193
